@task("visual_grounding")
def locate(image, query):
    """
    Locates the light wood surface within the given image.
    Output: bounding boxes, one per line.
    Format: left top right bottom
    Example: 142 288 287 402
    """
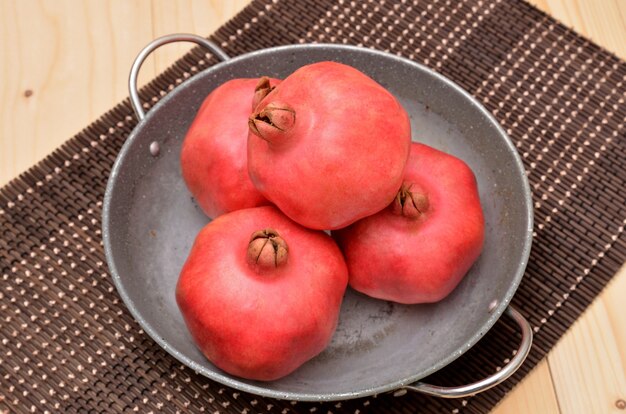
1 1 625 413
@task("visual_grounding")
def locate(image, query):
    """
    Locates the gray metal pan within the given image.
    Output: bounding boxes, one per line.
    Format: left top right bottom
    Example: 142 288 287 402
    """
102 34 534 401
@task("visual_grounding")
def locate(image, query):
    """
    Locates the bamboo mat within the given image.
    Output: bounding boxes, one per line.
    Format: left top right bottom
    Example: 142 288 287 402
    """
1 0 625 412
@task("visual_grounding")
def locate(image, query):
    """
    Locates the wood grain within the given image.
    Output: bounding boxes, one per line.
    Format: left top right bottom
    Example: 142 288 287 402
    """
492 360 560 414
604 265 626 375
0 0 246 186
0 0 152 186
150 0 250 75
1 1 625 413
548 277 626 413
531 0 626 59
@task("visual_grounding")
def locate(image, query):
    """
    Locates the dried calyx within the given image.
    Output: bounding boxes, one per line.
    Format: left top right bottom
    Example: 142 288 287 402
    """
392 183 429 219
249 102 296 142
247 228 289 268
251 77 275 110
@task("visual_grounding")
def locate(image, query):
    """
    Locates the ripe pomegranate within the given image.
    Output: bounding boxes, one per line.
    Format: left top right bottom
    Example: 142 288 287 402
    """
181 77 279 218
247 62 411 230
176 206 348 381
333 143 484 304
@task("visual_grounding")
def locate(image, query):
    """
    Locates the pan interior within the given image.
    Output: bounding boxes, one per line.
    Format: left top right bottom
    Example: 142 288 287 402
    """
104 45 531 399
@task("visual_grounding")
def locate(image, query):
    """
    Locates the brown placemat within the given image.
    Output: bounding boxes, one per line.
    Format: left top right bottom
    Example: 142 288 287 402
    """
1 0 625 412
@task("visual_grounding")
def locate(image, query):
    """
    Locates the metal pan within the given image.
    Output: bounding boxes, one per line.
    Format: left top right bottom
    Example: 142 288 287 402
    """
103 34 534 401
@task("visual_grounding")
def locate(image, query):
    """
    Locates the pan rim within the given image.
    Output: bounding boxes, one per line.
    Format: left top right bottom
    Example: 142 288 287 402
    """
102 43 534 401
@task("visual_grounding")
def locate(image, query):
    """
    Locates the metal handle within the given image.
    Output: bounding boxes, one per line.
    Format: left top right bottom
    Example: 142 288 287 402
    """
404 306 533 398
128 33 230 120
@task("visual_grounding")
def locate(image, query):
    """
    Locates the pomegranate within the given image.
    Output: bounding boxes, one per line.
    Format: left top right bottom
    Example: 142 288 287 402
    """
176 206 348 381
181 77 280 218
247 61 411 230
333 143 484 304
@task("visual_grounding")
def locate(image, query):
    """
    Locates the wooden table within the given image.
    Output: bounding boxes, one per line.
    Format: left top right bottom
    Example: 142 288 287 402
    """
1 1 625 412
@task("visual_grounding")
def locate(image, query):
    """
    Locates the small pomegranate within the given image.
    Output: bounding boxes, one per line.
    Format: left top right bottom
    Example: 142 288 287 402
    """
176 206 348 381
181 77 279 218
248 62 411 230
333 143 485 304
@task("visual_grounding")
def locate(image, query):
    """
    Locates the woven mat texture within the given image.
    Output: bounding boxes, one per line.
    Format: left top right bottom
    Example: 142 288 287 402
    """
1 0 625 412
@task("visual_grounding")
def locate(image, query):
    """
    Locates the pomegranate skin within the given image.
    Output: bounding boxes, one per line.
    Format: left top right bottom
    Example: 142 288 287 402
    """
181 78 280 218
248 62 411 230
333 143 485 304
176 206 348 381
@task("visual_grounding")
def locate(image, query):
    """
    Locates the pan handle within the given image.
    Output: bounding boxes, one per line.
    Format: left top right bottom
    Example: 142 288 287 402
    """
402 306 533 398
128 33 230 120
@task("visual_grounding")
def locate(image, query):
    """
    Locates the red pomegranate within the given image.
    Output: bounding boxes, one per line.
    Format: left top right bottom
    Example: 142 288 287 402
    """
247 61 411 230
176 206 348 381
181 77 279 218
333 143 485 304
